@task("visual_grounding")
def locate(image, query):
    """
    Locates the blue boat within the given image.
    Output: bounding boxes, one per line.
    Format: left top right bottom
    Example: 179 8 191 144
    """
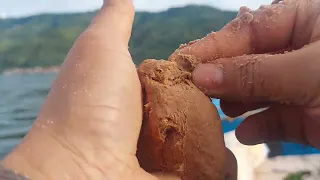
212 99 320 156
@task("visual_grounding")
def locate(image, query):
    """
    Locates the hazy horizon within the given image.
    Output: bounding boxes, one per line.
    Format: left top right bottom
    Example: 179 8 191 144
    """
0 0 272 19
0 4 236 20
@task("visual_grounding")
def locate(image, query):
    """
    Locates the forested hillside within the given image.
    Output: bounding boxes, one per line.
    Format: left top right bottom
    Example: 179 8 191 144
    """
0 5 237 70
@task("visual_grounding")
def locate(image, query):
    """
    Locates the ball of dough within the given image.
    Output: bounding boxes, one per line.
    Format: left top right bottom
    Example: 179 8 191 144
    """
137 58 226 180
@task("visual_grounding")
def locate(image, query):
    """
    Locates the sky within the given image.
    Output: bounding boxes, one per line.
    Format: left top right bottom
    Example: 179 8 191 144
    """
0 0 273 18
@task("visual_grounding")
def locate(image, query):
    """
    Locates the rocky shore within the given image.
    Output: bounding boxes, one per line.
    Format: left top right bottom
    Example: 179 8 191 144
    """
1 66 60 75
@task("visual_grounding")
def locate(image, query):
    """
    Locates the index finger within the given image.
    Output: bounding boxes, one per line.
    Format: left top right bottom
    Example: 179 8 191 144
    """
169 0 297 63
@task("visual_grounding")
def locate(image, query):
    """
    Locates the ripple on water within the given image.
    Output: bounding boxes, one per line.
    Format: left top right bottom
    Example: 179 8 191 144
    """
0 137 25 159
0 125 31 139
0 72 56 158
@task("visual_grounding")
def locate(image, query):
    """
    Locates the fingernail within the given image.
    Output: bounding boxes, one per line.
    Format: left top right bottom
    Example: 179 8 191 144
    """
192 64 223 91
235 123 264 145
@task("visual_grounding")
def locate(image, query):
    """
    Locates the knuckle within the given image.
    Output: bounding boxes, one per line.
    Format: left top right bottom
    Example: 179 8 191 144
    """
236 55 263 100
234 54 272 102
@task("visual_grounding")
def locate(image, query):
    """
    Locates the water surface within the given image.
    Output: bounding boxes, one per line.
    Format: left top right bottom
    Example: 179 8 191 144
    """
0 72 56 158
0 72 319 159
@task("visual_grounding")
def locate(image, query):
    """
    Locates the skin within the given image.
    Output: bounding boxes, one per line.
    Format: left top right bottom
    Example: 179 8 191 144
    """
1 0 237 180
172 0 320 149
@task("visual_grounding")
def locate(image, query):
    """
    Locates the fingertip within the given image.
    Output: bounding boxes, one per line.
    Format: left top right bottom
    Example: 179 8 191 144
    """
220 101 246 118
235 116 266 145
237 6 252 17
103 0 134 9
169 33 219 63
192 64 224 96
90 0 135 44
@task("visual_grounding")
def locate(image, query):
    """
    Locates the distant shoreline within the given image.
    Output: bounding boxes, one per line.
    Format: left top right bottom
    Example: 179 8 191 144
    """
1 66 60 75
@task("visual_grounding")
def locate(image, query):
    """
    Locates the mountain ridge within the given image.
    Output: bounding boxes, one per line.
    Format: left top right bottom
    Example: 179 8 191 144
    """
0 5 237 71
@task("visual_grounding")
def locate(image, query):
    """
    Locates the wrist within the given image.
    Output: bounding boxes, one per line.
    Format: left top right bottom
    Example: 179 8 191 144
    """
2 151 43 179
0 164 30 180
2 129 89 180
1 125 141 180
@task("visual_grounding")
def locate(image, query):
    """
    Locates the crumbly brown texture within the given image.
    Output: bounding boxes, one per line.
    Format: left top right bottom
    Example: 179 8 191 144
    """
136 55 226 180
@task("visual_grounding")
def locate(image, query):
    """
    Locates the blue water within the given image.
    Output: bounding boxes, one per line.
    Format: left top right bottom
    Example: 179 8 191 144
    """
0 72 319 159
212 99 320 156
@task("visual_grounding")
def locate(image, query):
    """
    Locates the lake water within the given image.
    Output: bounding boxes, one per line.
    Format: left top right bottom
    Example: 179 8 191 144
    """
0 72 319 159
0 72 55 158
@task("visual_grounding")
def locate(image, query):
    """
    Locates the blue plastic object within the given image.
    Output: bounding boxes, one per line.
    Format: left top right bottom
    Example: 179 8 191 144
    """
212 99 320 155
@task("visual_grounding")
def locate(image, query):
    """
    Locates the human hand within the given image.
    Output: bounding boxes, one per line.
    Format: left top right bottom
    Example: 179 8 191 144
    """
171 0 320 149
1 1 236 180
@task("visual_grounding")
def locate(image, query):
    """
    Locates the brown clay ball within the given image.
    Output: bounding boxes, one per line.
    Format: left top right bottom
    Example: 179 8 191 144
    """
136 55 226 180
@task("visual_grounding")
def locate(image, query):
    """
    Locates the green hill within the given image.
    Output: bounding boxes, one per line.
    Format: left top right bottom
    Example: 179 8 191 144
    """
0 5 237 71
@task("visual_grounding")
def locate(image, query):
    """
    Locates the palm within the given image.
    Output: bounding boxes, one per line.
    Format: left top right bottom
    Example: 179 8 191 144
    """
1 2 151 179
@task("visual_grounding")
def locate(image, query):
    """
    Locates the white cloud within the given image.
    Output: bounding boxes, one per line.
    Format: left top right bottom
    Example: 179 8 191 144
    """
0 0 273 18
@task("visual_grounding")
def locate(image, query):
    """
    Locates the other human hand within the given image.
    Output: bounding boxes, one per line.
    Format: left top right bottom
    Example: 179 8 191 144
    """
172 0 320 149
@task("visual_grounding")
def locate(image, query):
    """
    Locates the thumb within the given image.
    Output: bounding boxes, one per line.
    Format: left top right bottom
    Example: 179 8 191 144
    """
88 0 135 45
35 0 139 156
192 42 320 106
